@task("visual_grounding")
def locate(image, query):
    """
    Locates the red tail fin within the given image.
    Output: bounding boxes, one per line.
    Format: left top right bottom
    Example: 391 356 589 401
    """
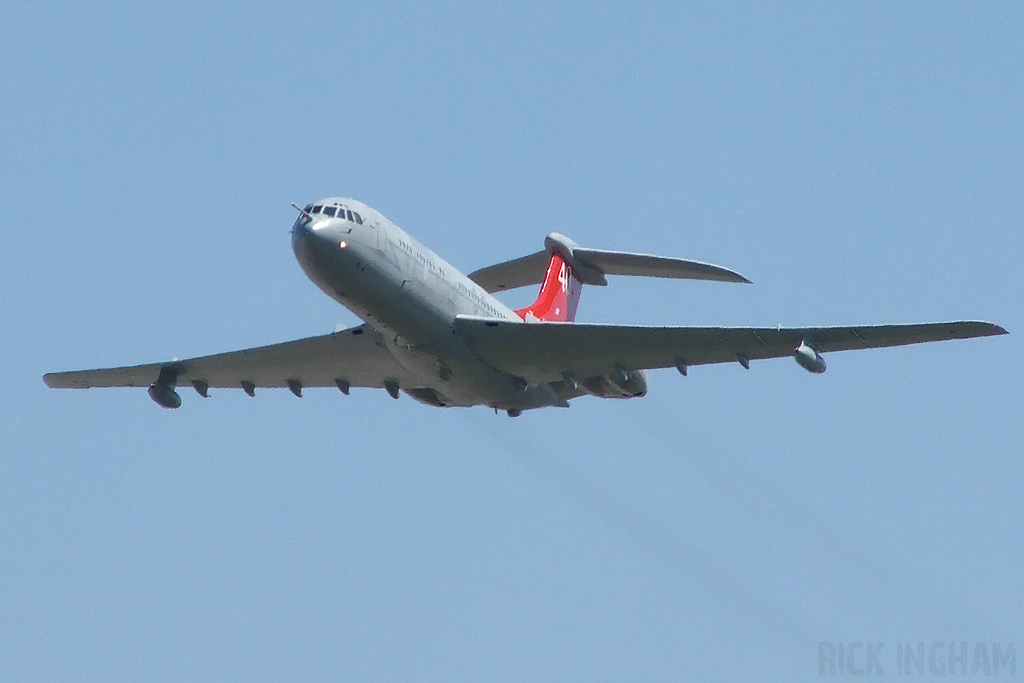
516 253 583 322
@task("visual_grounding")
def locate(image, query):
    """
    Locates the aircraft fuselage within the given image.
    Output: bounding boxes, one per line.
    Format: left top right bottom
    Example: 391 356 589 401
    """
291 197 555 411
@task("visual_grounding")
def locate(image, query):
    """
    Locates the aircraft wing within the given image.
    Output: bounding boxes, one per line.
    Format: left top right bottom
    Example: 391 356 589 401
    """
454 316 1007 382
43 325 413 393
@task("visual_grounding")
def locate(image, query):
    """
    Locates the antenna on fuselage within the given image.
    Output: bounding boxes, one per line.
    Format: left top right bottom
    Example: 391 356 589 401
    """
290 202 313 220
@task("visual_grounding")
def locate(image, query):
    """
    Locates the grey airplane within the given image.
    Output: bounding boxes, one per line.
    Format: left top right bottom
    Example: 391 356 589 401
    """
44 197 1007 416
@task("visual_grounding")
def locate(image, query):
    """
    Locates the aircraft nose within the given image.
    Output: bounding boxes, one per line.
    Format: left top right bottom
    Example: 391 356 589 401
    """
292 216 344 247
291 215 312 243
292 218 328 264
291 213 354 277
291 217 314 254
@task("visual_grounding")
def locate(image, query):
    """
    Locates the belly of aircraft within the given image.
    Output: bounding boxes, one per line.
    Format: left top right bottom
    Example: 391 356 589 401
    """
306 244 529 407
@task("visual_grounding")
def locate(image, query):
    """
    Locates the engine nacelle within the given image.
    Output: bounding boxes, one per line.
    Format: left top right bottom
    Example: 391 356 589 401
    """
496 382 571 412
581 365 648 398
148 382 182 409
794 340 827 374
607 364 648 397
403 387 449 407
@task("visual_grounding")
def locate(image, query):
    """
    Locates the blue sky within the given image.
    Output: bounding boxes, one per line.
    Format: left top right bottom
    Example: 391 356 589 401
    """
2 3 1021 680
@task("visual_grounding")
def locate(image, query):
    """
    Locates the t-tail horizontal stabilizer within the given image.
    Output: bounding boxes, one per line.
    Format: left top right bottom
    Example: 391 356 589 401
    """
468 232 750 293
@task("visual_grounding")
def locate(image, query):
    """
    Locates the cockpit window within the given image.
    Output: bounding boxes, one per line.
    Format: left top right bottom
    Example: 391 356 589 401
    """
301 203 363 223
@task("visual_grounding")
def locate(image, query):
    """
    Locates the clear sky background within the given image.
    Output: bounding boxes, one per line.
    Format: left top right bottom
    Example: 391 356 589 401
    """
2 3 1020 681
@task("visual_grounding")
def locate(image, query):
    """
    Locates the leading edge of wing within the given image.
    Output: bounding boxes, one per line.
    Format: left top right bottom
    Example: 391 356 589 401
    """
454 316 1007 382
44 325 411 391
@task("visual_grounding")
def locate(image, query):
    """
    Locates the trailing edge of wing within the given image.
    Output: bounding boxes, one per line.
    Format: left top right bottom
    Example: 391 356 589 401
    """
43 325 413 391
453 316 1007 383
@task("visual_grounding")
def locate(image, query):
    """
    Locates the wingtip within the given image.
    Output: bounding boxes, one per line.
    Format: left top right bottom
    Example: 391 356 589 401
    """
43 371 85 389
966 322 1008 337
716 268 750 284
720 271 751 284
